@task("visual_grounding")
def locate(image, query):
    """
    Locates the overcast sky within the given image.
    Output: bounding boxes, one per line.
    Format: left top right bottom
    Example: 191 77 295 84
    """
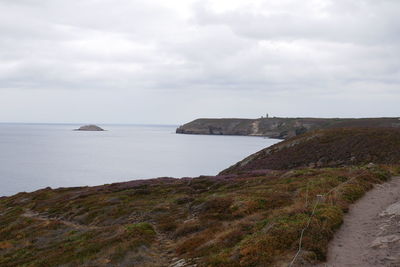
0 0 399 124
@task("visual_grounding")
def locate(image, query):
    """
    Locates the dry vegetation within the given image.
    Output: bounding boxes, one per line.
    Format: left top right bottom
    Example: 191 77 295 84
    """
1 128 400 266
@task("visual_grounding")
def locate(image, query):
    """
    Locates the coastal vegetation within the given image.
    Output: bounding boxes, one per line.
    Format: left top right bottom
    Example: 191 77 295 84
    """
1 127 400 266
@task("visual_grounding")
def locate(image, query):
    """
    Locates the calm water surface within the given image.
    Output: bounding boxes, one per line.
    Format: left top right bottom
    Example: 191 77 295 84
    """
0 124 280 196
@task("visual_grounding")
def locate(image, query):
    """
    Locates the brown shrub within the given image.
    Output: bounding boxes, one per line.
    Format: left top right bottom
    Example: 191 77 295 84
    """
174 220 203 238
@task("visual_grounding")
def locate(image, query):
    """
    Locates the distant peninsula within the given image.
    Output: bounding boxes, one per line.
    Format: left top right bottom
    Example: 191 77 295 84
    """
75 125 104 131
176 117 400 139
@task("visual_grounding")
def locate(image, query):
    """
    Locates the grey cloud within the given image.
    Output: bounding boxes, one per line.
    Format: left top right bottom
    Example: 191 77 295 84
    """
193 0 400 45
0 0 398 123
186 0 400 91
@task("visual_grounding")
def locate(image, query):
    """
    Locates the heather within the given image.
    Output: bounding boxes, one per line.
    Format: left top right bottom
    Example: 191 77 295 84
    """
222 127 400 174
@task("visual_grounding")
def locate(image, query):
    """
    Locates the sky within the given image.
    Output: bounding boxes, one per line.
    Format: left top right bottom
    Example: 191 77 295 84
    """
0 0 399 125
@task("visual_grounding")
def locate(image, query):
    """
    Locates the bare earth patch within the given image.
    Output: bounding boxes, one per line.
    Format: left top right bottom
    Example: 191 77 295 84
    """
315 176 400 267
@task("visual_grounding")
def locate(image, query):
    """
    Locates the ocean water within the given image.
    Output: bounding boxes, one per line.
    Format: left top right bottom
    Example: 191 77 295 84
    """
0 124 280 196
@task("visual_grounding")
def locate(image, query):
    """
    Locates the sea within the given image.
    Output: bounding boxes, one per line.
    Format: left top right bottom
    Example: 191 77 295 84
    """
0 123 280 197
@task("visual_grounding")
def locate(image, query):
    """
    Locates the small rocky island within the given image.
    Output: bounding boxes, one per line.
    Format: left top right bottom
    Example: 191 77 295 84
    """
75 125 104 131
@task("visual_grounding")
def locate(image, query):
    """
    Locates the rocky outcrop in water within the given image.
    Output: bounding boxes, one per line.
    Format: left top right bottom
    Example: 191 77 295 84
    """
176 117 400 139
75 125 104 131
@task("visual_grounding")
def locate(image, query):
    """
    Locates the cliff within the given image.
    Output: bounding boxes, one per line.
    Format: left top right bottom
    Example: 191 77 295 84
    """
176 117 400 139
1 128 400 267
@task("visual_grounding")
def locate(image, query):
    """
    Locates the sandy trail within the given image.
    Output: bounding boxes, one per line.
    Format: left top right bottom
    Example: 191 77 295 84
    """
316 176 400 267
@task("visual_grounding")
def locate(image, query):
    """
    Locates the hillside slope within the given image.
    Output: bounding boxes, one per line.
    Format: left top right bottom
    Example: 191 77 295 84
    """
1 128 400 267
2 167 398 267
176 117 400 139
221 127 400 174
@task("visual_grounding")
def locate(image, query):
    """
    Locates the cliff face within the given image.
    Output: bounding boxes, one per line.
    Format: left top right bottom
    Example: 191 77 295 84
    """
176 117 400 139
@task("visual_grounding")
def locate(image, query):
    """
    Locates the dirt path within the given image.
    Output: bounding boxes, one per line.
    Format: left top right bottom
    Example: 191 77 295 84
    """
22 209 187 266
153 230 198 267
316 176 400 267
22 209 100 230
